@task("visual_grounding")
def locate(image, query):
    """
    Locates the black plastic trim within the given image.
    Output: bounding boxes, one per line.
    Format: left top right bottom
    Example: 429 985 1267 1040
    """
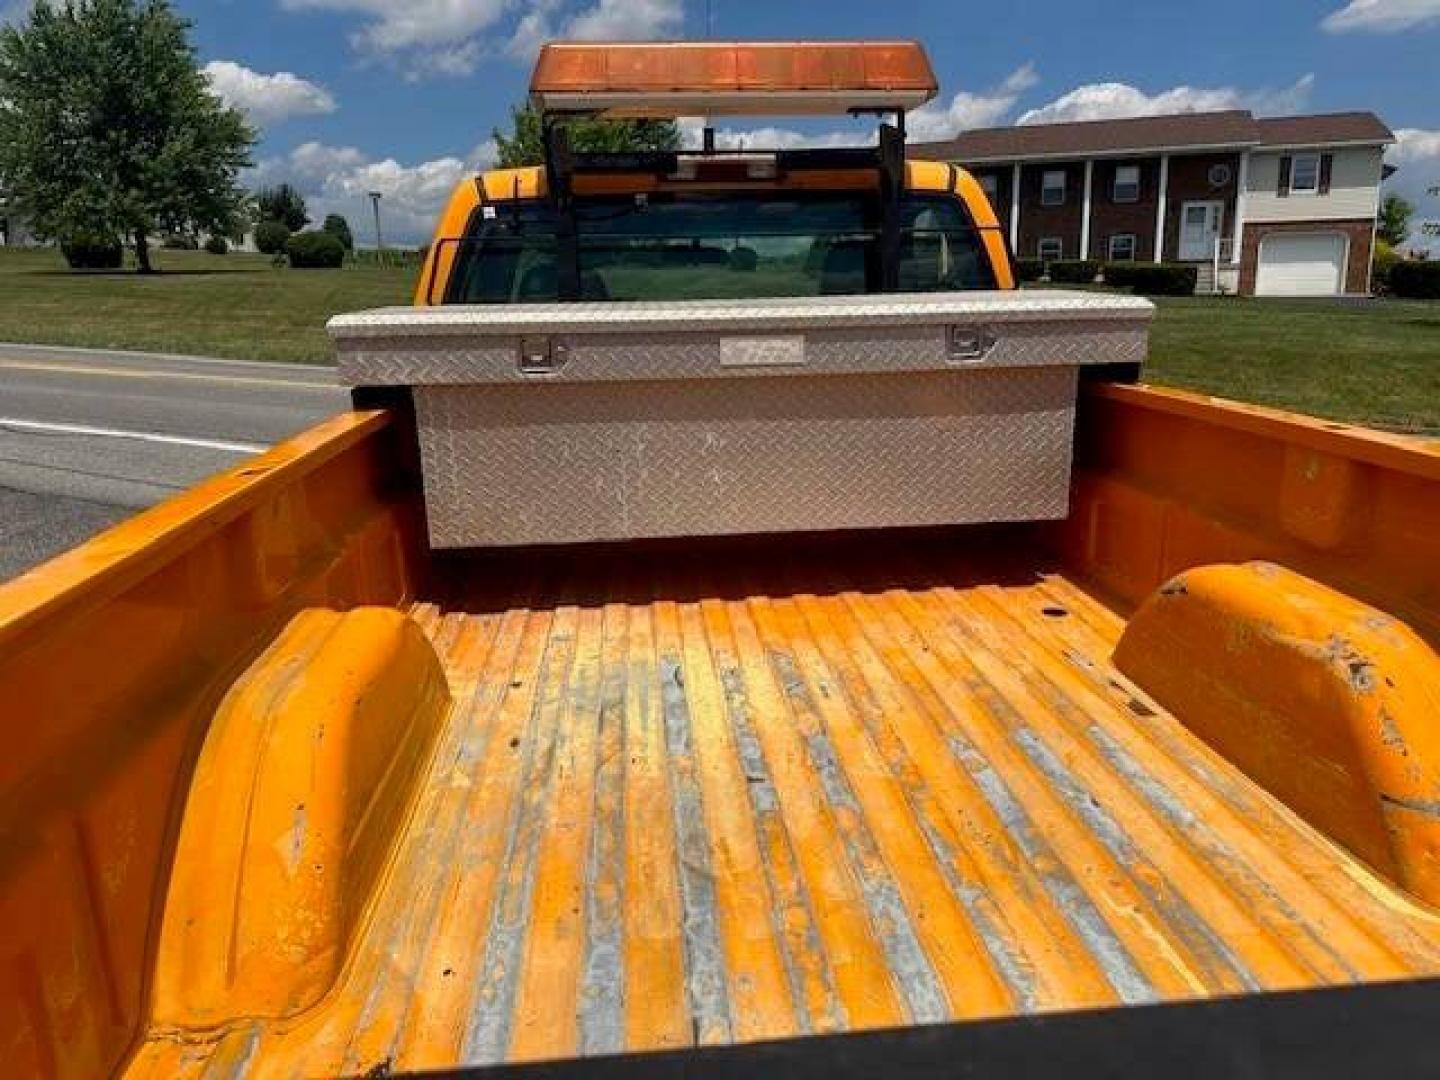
394 978 1440 1080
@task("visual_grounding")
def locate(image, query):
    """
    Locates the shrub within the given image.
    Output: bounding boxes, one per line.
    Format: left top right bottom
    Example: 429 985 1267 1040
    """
1390 260 1440 300
60 234 123 270
254 219 291 255
1047 259 1100 285
285 229 346 269
203 235 229 256
350 247 427 269
729 246 759 272
1120 264 1199 297
322 213 355 252
1013 257 1045 283
162 234 198 250
1102 262 1140 288
1371 240 1401 296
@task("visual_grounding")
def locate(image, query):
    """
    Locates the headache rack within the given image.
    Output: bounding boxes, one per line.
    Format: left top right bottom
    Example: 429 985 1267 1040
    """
533 41 938 300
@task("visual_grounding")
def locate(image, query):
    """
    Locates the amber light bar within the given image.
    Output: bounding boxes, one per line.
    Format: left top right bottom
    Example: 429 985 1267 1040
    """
531 40 938 118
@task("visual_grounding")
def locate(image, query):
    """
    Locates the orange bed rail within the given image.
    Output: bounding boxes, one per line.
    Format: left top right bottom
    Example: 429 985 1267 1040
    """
1058 382 1440 646
0 412 424 1079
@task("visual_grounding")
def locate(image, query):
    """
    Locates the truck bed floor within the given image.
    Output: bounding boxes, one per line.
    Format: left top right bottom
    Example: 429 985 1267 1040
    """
130 531 1440 1077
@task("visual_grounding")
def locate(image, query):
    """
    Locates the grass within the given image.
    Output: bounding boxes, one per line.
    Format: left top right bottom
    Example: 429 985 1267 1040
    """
1147 296 1440 435
0 247 414 365
1 247 1436 432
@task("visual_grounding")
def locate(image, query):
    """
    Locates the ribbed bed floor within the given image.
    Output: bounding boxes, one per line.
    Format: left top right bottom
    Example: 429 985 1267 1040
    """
130 531 1440 1077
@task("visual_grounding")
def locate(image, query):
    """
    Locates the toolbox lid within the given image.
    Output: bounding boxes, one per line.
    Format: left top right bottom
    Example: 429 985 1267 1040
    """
330 291 1154 388
530 40 939 118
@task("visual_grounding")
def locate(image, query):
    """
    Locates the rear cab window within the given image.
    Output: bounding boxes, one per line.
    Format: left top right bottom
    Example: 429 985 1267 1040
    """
441 188 997 304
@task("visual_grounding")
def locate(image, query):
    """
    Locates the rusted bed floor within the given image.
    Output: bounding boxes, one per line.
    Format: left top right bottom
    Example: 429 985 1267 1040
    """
130 531 1440 1077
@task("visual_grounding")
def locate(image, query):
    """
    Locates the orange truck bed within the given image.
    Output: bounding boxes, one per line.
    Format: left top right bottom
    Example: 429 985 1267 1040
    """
4 386 1440 1078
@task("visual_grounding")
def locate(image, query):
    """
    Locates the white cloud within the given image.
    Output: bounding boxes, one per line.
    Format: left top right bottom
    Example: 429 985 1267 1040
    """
286 141 368 177
676 117 873 151
280 0 681 78
510 0 684 61
908 64 1040 141
1016 74 1314 125
682 66 1320 151
672 65 1042 152
565 0 684 40
671 64 1320 152
203 60 337 127
278 0 510 53
1390 128 1440 164
251 140 498 245
1385 130 1440 251
1323 0 1440 32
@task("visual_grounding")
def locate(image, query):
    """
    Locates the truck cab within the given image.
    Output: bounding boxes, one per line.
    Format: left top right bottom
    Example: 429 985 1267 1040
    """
418 160 1012 305
416 42 1013 307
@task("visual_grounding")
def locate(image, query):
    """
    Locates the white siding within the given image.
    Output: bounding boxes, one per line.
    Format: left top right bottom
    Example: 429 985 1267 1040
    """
1245 146 1384 223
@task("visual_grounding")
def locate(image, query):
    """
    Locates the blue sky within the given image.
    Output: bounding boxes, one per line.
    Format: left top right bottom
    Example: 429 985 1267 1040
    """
116 1 1440 241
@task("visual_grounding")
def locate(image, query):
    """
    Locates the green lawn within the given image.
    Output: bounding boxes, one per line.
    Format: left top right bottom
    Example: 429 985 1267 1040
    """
0 247 414 365
1147 296 1440 435
1 247 1436 432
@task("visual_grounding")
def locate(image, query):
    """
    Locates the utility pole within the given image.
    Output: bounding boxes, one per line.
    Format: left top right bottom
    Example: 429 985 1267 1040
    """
368 191 385 252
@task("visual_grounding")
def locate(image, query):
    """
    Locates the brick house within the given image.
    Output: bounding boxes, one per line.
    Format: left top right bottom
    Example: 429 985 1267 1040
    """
911 110 1395 296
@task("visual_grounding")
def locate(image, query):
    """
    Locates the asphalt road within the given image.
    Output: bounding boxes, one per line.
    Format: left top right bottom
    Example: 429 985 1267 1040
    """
0 344 348 580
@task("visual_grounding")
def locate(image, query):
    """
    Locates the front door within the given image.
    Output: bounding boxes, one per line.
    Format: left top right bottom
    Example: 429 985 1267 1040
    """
1179 201 1224 261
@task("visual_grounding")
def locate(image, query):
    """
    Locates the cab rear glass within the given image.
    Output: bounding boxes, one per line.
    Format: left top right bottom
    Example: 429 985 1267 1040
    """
440 190 997 304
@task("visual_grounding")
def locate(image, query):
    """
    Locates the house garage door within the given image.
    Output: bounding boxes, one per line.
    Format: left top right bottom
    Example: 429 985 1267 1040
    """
1256 233 1347 296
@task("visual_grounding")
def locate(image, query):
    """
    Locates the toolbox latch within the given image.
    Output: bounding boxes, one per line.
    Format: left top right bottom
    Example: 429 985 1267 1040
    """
518 336 569 376
948 325 997 364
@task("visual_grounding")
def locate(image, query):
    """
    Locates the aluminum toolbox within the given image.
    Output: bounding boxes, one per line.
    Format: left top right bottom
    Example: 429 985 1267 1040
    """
331 291 1154 549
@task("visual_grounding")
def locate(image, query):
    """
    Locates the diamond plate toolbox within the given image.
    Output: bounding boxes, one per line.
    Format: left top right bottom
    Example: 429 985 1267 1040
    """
331 291 1153 548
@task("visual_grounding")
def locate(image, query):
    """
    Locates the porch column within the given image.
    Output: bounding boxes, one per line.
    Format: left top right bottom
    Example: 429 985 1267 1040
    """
1232 150 1249 264
1154 154 1170 262
1009 161 1021 252
1080 159 1094 260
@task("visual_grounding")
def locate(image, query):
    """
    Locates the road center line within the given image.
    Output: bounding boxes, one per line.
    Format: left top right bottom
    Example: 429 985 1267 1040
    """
0 359 337 391
0 417 266 455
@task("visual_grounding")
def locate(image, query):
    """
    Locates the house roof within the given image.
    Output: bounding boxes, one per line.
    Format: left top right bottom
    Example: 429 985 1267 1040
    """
910 109 1393 163
1252 111 1395 147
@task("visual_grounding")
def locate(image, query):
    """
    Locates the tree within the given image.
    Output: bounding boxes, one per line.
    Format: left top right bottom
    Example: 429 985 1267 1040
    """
322 213 354 252
492 102 681 168
1378 192 1415 247
0 0 255 273
254 219 290 255
256 183 310 233
285 230 345 269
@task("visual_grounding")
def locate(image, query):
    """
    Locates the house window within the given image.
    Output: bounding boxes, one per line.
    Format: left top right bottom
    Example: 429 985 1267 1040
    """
1037 237 1063 261
1290 152 1321 195
1041 170 1066 207
978 173 999 202
1108 234 1137 262
1113 165 1141 203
